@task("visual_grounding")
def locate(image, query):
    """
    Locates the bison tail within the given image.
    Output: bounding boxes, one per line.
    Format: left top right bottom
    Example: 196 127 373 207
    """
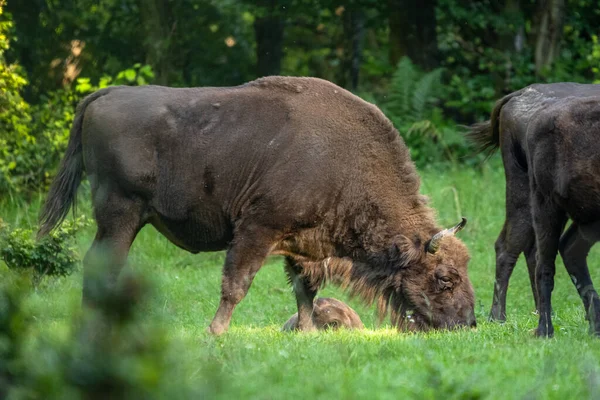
37 88 112 239
466 120 497 156
466 88 526 157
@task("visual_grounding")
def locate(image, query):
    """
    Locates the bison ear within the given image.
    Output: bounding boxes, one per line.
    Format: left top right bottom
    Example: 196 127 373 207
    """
394 235 423 267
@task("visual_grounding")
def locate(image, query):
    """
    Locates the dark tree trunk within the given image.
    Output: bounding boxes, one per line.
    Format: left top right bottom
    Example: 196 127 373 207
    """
494 0 524 95
338 8 365 91
137 0 173 85
388 0 438 70
534 0 564 74
254 2 285 77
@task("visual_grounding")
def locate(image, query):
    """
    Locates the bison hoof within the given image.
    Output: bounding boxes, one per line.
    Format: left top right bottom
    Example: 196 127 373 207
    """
533 326 554 338
488 314 506 323
207 323 228 336
488 306 507 322
589 321 600 337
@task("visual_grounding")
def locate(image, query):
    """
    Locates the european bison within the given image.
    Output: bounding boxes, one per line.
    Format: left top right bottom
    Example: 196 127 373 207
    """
282 297 364 331
39 76 475 334
469 83 600 337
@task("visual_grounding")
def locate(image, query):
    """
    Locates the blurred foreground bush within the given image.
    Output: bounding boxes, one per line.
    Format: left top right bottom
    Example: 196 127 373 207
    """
0 259 210 399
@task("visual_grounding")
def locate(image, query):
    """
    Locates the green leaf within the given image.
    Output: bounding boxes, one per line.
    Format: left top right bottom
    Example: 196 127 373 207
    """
124 69 136 82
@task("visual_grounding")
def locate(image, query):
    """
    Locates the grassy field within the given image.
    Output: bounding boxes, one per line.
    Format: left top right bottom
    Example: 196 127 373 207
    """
2 161 600 399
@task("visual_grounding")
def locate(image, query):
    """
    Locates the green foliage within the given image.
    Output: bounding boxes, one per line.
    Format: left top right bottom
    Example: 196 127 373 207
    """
75 63 155 94
0 1 34 197
0 261 204 398
0 216 89 280
0 4 76 197
0 60 153 198
0 275 30 399
382 57 473 166
437 0 600 121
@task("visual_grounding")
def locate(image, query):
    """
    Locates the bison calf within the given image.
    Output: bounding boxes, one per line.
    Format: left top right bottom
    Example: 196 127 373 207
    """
282 297 364 331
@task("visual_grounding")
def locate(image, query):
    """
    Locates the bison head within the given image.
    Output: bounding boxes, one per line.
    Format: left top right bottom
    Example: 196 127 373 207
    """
392 218 476 331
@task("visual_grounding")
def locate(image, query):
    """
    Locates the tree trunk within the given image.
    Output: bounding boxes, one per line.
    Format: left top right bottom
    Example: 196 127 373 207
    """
138 0 173 85
534 0 565 74
338 8 365 91
494 0 524 95
254 1 285 77
388 0 438 70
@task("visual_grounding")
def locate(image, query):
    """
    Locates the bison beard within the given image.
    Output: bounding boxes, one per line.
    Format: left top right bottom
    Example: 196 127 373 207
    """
38 76 476 334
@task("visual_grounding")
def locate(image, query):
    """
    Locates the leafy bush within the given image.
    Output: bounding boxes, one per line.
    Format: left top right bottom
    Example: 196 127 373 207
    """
0 258 208 398
0 275 29 399
0 9 154 198
381 57 474 166
0 216 90 281
437 0 600 122
75 63 155 94
0 0 34 197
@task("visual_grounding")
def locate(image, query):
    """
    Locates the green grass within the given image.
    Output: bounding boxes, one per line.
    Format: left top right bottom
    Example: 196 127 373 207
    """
2 162 600 399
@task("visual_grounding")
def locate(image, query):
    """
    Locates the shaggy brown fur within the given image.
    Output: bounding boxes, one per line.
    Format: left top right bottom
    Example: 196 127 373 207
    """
282 297 364 331
468 83 600 337
38 76 475 335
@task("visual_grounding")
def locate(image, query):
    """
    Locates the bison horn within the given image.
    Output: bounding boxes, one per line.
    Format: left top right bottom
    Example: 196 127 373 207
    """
426 218 467 254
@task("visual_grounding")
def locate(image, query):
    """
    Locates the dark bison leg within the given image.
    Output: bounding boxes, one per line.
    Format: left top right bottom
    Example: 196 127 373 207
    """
82 194 145 308
532 191 567 338
284 257 318 331
559 222 600 335
523 243 539 312
490 163 536 321
208 225 276 335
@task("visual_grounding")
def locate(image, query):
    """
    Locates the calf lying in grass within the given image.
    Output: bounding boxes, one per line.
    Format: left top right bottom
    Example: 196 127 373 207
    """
282 297 364 331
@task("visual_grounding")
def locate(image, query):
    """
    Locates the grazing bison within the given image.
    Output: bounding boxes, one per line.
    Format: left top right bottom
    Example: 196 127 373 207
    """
282 297 364 331
38 76 475 334
469 83 600 337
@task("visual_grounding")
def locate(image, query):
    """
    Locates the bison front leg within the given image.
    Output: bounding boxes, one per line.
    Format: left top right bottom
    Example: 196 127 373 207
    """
559 222 600 336
532 192 567 338
208 225 276 335
490 160 537 321
284 257 317 331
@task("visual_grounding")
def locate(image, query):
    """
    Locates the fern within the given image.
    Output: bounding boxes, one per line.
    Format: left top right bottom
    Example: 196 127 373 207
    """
387 57 418 119
412 68 443 121
385 57 443 123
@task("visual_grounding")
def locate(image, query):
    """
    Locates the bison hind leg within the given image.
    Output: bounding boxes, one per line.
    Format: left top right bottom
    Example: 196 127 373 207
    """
284 257 319 331
559 221 600 335
81 192 147 342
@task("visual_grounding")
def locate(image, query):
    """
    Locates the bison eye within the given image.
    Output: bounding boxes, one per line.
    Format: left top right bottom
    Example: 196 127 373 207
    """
438 276 453 291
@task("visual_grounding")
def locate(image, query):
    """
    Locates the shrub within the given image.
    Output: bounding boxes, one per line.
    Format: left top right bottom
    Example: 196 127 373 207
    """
0 258 208 398
0 3 154 198
0 275 30 399
0 0 34 197
0 216 90 281
381 57 475 166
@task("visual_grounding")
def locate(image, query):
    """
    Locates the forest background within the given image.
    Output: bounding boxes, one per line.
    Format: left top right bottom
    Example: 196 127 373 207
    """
2 0 599 197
